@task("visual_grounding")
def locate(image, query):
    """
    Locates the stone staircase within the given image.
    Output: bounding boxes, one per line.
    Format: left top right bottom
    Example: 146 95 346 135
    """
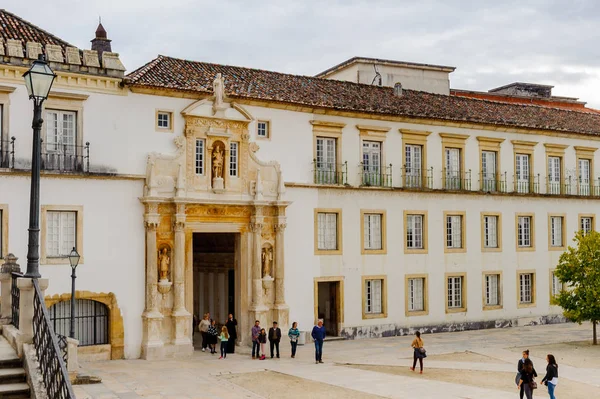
0 336 29 398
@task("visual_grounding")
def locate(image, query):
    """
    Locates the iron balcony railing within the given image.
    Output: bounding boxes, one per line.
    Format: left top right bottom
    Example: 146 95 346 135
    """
443 169 472 191
577 177 600 197
479 172 508 193
0 137 15 169
32 278 75 398
10 272 22 328
41 141 90 173
513 174 540 194
401 166 433 189
360 163 392 187
312 160 347 185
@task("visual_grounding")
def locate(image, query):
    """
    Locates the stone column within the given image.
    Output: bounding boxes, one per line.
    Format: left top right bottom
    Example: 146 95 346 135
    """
171 203 192 354
17 278 49 344
274 219 289 330
141 202 164 360
249 207 268 327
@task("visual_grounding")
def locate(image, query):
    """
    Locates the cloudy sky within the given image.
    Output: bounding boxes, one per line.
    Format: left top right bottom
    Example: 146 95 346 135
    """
6 0 600 107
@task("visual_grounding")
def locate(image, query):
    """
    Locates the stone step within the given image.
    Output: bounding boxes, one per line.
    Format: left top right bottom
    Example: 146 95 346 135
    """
0 368 26 384
0 382 30 398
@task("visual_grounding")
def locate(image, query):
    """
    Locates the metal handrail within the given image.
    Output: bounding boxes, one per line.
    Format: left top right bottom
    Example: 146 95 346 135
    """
32 279 75 398
401 166 433 189
41 140 90 173
360 163 392 187
443 168 472 191
10 272 22 328
312 160 347 185
479 171 508 193
513 174 540 194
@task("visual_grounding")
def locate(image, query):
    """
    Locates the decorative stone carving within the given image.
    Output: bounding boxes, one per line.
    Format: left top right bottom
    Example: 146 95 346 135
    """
211 141 225 179
186 205 252 218
66 47 81 65
45 44 63 62
6 40 23 58
158 247 170 281
82 49 100 67
26 42 42 59
261 246 273 278
213 73 225 109
0 253 21 274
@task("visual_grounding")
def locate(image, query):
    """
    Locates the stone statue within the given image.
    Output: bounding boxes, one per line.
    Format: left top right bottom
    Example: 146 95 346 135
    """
158 247 170 281
212 146 224 179
261 247 273 278
213 73 224 107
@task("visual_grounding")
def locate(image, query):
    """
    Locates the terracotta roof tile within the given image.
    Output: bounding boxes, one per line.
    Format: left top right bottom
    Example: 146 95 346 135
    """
126 55 600 136
0 9 74 54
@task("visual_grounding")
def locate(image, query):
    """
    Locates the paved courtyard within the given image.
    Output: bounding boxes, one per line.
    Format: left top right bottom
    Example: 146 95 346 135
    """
74 322 599 399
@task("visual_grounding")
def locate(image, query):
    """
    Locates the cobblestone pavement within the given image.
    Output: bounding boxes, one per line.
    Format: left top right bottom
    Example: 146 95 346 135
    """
74 322 598 398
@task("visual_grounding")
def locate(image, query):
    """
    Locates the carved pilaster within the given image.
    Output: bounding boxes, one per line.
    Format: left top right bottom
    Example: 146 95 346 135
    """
250 219 264 308
274 222 287 306
172 203 191 348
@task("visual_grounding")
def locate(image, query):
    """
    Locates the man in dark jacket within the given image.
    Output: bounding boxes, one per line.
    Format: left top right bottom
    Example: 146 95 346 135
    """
311 319 326 364
268 321 282 358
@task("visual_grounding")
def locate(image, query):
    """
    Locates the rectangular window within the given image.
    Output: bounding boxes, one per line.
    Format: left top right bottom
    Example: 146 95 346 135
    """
517 216 532 248
519 273 534 304
579 159 591 196
404 144 422 188
317 212 338 251
363 213 382 250
257 121 269 138
229 142 238 177
315 137 337 184
406 214 424 249
195 139 205 175
365 279 383 314
484 215 498 248
46 211 76 257
548 156 561 194
551 271 562 297
516 154 530 193
408 278 424 312
445 147 461 189
46 109 76 153
157 112 171 129
550 216 563 247
447 276 463 309
581 216 593 235
446 215 463 249
362 141 382 185
481 150 497 191
485 274 500 306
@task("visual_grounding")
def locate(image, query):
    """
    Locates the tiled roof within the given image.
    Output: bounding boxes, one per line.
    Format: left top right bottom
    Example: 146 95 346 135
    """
126 55 600 136
0 9 74 52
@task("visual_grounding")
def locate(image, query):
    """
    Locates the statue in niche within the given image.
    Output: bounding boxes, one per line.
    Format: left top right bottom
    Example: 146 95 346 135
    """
212 144 225 179
213 73 224 108
158 247 170 281
261 246 273 278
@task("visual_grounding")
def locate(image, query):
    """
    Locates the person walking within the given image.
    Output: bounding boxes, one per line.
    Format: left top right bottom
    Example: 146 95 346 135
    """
518 350 538 399
207 319 219 354
225 314 238 354
311 319 326 364
410 331 426 374
258 328 267 360
251 320 261 359
288 322 300 358
219 326 229 359
269 321 282 358
541 354 558 399
518 358 538 399
198 313 210 352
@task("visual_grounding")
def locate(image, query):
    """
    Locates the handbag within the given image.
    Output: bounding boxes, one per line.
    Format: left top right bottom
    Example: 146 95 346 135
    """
529 380 537 390
418 347 426 354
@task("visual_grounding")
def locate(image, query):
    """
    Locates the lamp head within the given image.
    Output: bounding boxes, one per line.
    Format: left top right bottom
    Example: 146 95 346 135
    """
23 56 56 101
68 247 80 269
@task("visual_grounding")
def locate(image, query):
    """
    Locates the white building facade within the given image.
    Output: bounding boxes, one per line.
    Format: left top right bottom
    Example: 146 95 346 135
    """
1 11 599 360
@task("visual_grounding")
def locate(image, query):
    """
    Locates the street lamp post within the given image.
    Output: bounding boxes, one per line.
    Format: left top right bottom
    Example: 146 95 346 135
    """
68 247 80 339
22 55 56 279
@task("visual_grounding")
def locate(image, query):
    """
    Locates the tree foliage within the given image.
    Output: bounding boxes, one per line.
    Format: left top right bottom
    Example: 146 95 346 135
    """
554 231 600 344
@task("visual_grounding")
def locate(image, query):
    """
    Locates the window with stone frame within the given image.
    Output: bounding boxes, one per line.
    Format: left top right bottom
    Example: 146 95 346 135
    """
447 276 464 309
257 121 269 138
408 277 425 312
46 211 76 257
550 216 564 247
195 139 205 175
229 142 238 177
157 111 171 129
517 216 532 247
446 214 463 249
551 271 563 297
483 215 499 248
580 216 593 235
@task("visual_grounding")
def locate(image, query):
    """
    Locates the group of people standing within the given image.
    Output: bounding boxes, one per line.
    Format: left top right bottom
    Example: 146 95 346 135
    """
196 313 238 359
517 349 559 399
250 320 302 360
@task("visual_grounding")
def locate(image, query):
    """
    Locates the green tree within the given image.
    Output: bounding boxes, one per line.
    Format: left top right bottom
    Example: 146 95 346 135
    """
554 230 600 345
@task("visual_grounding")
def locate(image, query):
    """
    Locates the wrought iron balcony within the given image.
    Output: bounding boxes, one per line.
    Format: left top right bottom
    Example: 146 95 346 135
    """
41 141 90 173
479 172 508 193
360 163 392 187
312 160 347 185
443 169 472 191
401 166 433 189
513 174 540 194
0 137 15 169
576 177 600 197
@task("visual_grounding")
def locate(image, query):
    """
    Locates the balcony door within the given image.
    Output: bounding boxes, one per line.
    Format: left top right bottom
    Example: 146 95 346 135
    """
481 151 497 191
405 144 422 188
445 148 461 189
316 137 337 184
45 110 77 171
579 159 591 195
515 154 530 193
548 156 561 194
362 141 381 185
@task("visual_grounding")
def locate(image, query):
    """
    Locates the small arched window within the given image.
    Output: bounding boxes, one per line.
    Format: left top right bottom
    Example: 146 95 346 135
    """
48 299 109 346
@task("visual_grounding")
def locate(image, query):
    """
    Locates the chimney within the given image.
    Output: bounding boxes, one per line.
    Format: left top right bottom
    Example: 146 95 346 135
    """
394 82 403 97
91 19 112 58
